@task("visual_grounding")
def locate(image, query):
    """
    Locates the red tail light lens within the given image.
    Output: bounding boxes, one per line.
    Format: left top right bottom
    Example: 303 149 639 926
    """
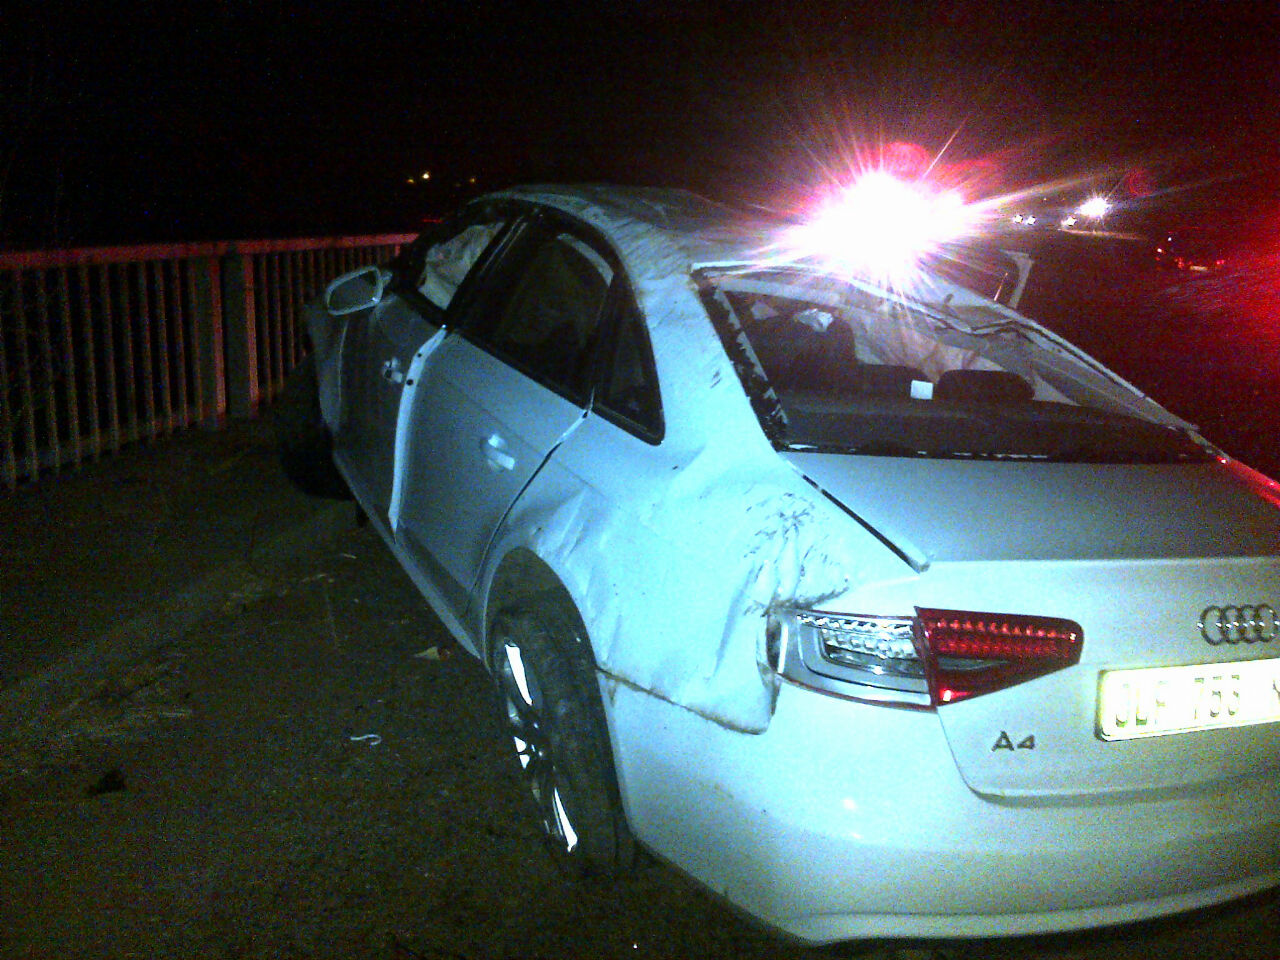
914 609 1084 704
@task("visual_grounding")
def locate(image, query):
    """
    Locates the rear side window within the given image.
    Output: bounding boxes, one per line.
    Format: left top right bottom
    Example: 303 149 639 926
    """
594 297 664 444
467 231 613 403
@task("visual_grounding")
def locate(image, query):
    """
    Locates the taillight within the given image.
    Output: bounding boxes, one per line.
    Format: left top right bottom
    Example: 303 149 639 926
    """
914 609 1084 704
776 607 1083 707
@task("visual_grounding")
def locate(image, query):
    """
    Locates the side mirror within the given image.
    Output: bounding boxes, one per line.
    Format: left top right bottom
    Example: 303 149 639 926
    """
324 265 389 316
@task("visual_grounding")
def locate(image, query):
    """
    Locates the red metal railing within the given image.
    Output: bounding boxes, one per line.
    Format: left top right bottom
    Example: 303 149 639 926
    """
0 234 413 490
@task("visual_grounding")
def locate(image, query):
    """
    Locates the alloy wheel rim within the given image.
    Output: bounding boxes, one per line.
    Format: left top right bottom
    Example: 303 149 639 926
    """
499 642 579 853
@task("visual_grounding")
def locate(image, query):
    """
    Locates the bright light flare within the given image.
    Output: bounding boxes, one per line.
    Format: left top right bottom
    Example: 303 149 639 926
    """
785 171 980 284
1078 196 1111 218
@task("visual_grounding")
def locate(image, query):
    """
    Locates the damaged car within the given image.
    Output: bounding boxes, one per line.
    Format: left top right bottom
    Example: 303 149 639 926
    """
281 184 1280 943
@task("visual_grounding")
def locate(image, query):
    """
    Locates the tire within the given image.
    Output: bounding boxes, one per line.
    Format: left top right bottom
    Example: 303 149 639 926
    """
272 356 351 500
489 596 636 878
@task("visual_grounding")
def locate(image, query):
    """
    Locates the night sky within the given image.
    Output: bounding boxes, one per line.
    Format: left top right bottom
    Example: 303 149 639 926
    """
3 0 1278 249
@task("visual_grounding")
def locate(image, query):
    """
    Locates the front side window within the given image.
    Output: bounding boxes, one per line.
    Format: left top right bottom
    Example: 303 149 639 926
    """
393 209 511 317
415 222 507 310
699 269 1210 464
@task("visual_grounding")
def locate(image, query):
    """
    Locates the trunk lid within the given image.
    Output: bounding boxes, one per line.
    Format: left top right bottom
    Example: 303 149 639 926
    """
787 453 1280 798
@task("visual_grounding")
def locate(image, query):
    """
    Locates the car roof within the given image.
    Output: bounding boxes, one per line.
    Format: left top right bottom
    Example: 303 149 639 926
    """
486 184 1008 312
488 184 779 271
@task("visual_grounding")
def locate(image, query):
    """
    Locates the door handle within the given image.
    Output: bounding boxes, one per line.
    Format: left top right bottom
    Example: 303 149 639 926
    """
481 433 516 472
380 357 405 384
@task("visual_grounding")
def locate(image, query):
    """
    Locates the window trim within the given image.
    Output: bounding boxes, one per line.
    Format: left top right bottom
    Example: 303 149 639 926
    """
589 280 665 446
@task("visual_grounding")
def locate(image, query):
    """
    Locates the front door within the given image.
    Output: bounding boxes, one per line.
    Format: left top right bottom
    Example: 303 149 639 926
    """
332 214 513 519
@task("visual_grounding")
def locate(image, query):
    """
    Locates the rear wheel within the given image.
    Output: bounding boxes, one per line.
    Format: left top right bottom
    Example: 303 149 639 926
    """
272 356 350 500
489 596 636 878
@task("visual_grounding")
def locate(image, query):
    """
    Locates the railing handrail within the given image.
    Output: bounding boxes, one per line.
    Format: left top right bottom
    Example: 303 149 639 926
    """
0 233 418 269
1 232 414 490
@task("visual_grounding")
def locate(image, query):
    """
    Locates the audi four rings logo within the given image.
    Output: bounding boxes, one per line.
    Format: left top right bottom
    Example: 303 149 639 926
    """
1198 604 1279 644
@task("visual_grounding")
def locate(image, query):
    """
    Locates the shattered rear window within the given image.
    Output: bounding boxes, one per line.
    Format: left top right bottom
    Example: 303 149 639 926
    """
696 269 1210 464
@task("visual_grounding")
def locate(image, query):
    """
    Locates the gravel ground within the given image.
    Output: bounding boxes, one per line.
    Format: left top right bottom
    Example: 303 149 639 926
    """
0 470 1276 960
1 511 843 960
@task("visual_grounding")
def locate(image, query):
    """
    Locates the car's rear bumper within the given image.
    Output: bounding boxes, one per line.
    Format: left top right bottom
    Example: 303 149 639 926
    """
602 675 1280 943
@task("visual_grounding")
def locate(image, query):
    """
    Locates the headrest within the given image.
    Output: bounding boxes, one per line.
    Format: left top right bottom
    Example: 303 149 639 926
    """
934 369 1034 403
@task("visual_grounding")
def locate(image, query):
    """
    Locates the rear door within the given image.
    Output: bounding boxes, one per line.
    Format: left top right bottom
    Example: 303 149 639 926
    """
395 214 620 622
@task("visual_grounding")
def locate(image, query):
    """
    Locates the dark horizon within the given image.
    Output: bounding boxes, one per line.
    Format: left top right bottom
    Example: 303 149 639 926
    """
4 1 1278 249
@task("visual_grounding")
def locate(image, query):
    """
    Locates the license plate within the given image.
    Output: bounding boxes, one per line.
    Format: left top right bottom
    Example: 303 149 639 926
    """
1097 658 1280 741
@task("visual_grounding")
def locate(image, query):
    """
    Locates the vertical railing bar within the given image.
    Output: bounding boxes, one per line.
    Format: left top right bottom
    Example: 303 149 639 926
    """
300 249 311 309
154 259 173 435
270 253 284 397
100 265 122 454
300 250 315 357
138 261 158 440
301 250 313 350
34 270 61 475
255 253 269 403
280 252 291 387
168 259 189 428
78 264 101 462
179 259 200 424
0 272 17 490
12 272 38 482
121 263 140 445
284 252 299 373
276 253 289 378
254 254 267 399
243 254 260 416
249 253 262 405
57 267 82 469
280 253 293 373
309 248 320 300
208 257 226 423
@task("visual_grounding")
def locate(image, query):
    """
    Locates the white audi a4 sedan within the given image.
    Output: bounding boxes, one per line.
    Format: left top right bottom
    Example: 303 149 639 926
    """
281 183 1280 943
